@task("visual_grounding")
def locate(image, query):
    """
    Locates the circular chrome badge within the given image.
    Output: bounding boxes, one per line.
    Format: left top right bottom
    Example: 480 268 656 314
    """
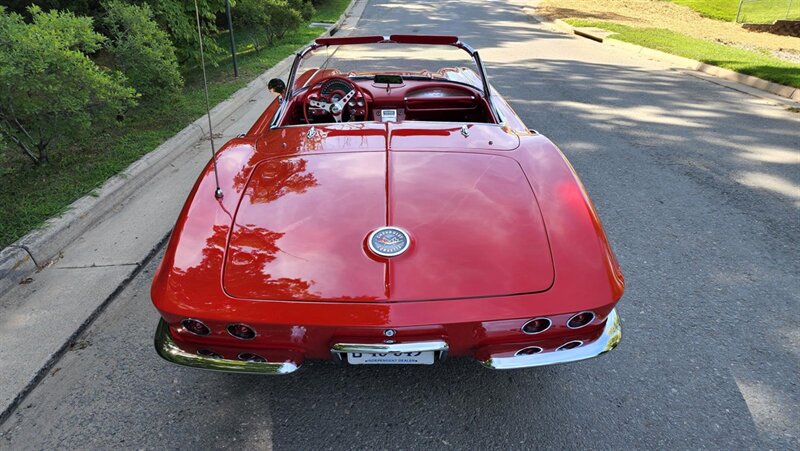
368 227 410 257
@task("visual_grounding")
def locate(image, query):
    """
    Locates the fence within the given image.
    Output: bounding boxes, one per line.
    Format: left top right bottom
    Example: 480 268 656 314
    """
736 0 800 23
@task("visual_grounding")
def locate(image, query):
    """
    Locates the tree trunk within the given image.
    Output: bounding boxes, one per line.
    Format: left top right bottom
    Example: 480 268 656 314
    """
37 141 49 164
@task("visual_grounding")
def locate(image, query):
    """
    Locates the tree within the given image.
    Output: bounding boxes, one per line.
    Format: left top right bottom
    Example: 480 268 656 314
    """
3 0 100 18
143 0 228 65
102 1 183 99
232 0 305 48
264 0 303 45
231 0 272 52
0 6 136 165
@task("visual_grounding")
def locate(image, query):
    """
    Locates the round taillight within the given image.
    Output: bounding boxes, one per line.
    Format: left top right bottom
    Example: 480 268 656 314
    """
567 311 595 329
238 352 266 363
197 349 222 359
521 317 551 335
557 340 583 351
181 319 210 336
515 346 543 356
227 323 257 340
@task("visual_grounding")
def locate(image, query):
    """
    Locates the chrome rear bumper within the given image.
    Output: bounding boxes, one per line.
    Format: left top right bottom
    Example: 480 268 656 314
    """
481 309 622 370
155 309 621 374
154 319 300 375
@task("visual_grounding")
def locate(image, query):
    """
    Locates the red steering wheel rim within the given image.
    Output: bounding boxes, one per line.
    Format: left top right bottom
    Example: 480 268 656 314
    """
303 75 368 125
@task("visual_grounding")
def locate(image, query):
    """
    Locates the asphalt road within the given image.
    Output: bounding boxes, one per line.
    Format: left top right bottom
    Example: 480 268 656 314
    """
2 0 799 449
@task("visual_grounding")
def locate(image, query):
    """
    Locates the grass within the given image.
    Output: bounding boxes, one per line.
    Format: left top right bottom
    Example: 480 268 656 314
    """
565 19 800 88
0 0 349 249
668 0 800 23
311 0 350 22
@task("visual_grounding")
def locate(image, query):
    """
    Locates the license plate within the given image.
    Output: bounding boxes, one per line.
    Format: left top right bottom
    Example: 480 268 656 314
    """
347 351 435 365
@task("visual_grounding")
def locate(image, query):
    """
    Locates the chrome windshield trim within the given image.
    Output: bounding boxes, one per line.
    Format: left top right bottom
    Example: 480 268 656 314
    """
481 309 622 370
332 340 449 354
284 36 492 105
154 319 300 375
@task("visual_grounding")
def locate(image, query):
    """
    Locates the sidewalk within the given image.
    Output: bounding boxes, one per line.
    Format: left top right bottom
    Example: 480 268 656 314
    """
0 0 366 424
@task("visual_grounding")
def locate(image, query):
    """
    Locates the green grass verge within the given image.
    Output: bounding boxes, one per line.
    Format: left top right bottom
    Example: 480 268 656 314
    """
668 0 739 21
565 19 800 88
312 0 350 22
0 1 349 248
668 0 800 23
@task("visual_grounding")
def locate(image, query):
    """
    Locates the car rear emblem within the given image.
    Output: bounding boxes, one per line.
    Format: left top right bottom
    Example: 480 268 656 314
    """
368 227 410 257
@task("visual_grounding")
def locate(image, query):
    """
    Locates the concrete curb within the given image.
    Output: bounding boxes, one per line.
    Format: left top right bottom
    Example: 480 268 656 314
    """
328 0 359 35
550 19 800 102
0 2 357 298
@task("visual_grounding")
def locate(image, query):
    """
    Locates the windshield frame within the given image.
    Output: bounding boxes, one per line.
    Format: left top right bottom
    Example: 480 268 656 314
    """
271 35 497 129
286 35 491 99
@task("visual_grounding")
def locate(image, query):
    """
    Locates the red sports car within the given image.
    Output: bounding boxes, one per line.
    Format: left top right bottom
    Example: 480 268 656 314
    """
151 35 624 374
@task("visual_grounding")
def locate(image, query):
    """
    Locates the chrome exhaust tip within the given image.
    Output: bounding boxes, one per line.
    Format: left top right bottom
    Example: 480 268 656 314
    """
556 340 583 351
521 317 551 335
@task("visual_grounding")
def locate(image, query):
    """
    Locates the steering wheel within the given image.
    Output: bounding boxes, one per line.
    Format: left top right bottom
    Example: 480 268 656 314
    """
303 75 369 124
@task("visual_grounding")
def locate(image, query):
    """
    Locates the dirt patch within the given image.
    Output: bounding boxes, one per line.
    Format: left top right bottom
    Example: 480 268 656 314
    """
535 0 800 57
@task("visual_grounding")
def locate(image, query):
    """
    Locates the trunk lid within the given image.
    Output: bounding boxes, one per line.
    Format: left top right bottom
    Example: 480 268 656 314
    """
224 145 553 301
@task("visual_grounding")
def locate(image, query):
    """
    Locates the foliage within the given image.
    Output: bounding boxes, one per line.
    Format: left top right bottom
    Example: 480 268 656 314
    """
231 0 273 51
102 1 183 99
231 0 305 47
565 19 800 88
0 6 137 165
1 24 326 247
289 0 316 21
143 0 228 65
264 1 304 44
2 0 100 18
9 0 232 65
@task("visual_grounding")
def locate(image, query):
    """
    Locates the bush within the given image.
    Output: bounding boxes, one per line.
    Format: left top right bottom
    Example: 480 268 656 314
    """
102 1 183 99
0 6 136 165
289 0 316 21
265 1 303 44
233 0 304 47
231 0 272 51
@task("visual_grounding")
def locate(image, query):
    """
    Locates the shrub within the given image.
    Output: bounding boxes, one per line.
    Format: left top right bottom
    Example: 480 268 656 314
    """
234 0 306 47
265 1 303 44
0 6 136 165
102 1 183 99
231 0 272 52
289 0 316 21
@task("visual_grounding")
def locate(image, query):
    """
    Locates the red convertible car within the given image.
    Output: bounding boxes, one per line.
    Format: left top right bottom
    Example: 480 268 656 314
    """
151 35 623 374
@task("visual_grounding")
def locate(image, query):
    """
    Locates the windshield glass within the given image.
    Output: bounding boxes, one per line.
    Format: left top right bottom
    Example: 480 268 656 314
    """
290 42 484 94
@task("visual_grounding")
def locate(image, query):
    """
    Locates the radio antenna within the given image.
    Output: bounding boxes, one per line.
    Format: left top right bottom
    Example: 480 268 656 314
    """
194 0 223 199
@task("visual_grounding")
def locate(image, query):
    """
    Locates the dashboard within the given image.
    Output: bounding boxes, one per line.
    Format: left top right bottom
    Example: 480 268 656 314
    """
291 75 494 125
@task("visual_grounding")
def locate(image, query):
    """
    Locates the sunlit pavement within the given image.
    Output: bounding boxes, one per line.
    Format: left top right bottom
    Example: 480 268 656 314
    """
1 1 799 449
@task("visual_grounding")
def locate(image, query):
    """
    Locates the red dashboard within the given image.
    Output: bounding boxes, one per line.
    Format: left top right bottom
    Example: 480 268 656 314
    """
288 74 494 125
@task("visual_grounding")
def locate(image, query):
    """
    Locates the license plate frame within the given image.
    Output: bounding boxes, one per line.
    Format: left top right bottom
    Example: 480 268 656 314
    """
346 351 435 365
